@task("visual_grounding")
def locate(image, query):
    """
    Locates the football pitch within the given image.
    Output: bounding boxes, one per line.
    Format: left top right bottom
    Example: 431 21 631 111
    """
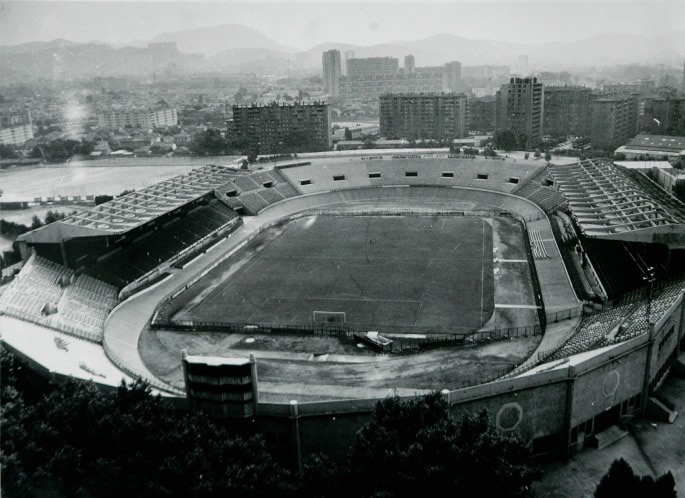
182 215 495 335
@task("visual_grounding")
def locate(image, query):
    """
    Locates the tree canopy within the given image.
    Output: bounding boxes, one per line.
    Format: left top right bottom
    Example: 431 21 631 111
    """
1 365 294 498
494 129 519 151
2 349 541 498
190 128 229 156
347 393 540 498
595 458 676 498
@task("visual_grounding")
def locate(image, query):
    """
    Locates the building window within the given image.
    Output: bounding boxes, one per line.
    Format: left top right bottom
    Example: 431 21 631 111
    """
477 173 488 180
300 179 313 186
333 175 346 181
442 172 454 178
369 172 381 179
405 171 418 177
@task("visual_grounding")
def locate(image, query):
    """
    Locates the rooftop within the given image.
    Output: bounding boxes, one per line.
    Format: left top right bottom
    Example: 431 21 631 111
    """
548 159 685 244
625 134 685 153
20 164 242 240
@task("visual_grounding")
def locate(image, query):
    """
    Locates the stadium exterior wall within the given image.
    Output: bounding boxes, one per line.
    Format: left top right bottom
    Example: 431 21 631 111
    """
259 295 684 462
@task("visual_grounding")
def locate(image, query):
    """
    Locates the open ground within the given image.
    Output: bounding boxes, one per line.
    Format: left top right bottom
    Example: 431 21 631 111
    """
172 215 496 334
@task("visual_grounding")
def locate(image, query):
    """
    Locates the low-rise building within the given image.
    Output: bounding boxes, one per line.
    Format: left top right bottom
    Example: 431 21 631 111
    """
97 107 178 129
614 134 685 161
0 111 33 146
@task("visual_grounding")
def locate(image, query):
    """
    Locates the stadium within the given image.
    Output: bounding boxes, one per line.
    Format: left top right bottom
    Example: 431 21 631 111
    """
1 152 684 460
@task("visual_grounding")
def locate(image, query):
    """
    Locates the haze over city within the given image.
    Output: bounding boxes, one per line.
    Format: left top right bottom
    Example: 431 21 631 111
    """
2 1 684 51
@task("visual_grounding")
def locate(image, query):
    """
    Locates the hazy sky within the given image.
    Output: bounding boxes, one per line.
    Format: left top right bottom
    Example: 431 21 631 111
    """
1 0 683 49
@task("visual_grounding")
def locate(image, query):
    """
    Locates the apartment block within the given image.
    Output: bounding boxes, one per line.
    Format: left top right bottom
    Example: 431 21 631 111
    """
379 93 468 140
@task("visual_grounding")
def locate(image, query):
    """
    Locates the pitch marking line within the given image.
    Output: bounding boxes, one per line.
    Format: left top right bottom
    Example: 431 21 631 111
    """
480 218 486 326
266 296 422 304
495 259 528 263
494 304 541 309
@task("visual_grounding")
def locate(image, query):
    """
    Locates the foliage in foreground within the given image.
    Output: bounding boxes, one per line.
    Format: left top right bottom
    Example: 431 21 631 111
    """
595 458 676 498
1 350 540 498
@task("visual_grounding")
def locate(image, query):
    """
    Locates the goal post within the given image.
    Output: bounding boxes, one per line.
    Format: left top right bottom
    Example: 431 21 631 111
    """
312 311 347 325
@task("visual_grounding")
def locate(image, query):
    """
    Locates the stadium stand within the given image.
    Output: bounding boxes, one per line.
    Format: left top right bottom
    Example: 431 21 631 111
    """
621 168 685 224
274 183 300 199
232 175 262 192
513 168 566 212
0 255 70 326
549 159 685 239
579 237 668 300
614 280 685 340
258 188 285 205
0 256 119 341
213 168 300 215
56 275 119 340
276 157 544 196
549 301 639 360
86 201 239 288
239 192 271 214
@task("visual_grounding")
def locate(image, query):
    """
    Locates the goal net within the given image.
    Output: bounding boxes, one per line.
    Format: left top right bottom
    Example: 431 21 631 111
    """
312 311 347 325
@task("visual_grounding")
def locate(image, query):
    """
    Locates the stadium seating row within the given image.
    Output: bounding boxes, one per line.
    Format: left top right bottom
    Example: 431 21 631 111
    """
545 278 685 360
0 256 120 341
549 301 639 359
614 280 685 340
512 168 566 213
580 237 666 300
214 169 299 215
86 201 239 288
276 158 545 197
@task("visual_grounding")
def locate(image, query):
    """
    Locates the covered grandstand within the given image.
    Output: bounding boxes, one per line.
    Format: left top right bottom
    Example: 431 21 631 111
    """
548 159 685 245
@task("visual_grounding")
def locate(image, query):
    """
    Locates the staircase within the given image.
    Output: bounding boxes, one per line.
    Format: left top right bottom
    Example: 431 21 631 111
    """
647 397 678 423
589 425 629 449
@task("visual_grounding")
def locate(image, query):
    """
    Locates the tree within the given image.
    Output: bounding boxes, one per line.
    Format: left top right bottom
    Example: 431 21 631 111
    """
30 215 42 230
190 128 228 156
43 210 66 225
482 148 498 157
524 152 530 159
493 129 518 151
344 127 353 141
362 136 377 149
544 152 552 163
0 143 18 159
234 86 249 104
94 195 114 206
595 458 676 498
1 363 296 498
534 151 541 159
347 393 540 498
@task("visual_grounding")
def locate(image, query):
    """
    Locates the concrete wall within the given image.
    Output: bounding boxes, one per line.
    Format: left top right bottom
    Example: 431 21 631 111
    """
273 294 685 464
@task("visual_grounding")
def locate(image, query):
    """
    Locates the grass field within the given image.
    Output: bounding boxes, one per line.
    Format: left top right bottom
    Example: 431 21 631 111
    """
175 215 495 334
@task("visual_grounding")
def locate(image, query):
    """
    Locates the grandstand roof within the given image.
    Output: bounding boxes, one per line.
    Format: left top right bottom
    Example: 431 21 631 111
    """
20 164 241 242
548 159 685 246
